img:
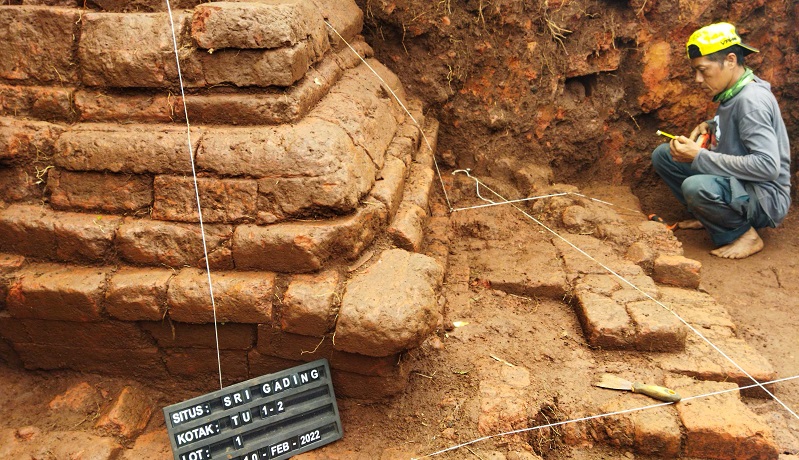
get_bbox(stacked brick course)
[0,0,443,398]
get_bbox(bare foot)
[710,227,764,259]
[677,219,704,230]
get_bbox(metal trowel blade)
[594,373,633,391]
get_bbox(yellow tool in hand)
[656,130,677,140]
[594,373,681,402]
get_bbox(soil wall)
[355,0,799,196]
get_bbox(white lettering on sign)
[170,404,210,426]
[259,367,322,395]
[175,422,220,446]
[222,389,252,408]
[242,452,259,460]
[259,400,285,419]
[300,429,321,446]
[270,441,291,456]
[178,446,210,460]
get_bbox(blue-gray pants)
[651,143,773,246]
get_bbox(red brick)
[368,156,407,223]
[395,101,425,152]
[388,202,427,252]
[167,268,275,324]
[182,40,326,88]
[668,376,778,460]
[414,118,439,168]
[280,270,340,336]
[0,427,122,459]
[470,242,568,299]
[626,299,686,352]
[54,211,122,263]
[232,202,383,273]
[0,6,80,83]
[478,368,532,439]
[0,167,43,203]
[0,337,21,366]
[0,117,65,162]
[191,1,328,51]
[0,204,57,258]
[141,321,256,350]
[597,398,681,457]
[198,119,374,221]
[403,163,435,211]
[248,351,300,379]
[95,386,153,440]
[385,135,414,168]
[0,317,154,349]
[311,62,400,170]
[0,255,24,310]
[89,0,202,12]
[311,0,363,50]
[335,249,444,357]
[116,218,231,268]
[163,348,249,384]
[48,169,153,213]
[573,289,635,349]
[54,124,199,174]
[120,430,173,460]
[105,268,173,321]
[14,343,167,378]
[6,264,108,321]
[74,90,178,123]
[152,175,258,223]
[0,84,75,121]
[255,326,400,377]
[661,334,777,399]
[79,12,189,87]
[331,367,409,400]
[653,254,702,289]
[48,382,103,412]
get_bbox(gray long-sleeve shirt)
[692,76,792,225]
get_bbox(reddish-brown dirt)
[1,185,798,459]
[2,0,798,458]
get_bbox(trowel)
[594,373,681,403]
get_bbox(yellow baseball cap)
[686,22,759,59]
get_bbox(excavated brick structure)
[0,0,444,399]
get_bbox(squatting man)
[651,22,791,259]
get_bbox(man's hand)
[689,121,710,142]
[669,136,702,163]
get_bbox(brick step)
[0,247,443,399]
[596,376,779,459]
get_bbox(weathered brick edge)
[0,258,416,398]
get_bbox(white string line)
[453,170,799,421]
[322,20,453,211]
[448,174,643,216]
[165,0,224,391]
[450,192,569,212]
[415,373,799,458]
[325,7,799,430]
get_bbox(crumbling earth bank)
[355,0,799,196]
[0,0,447,401]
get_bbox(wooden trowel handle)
[631,382,681,402]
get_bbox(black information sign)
[163,359,342,460]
